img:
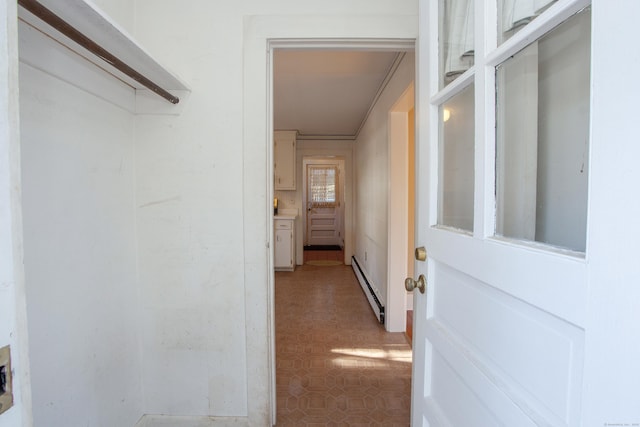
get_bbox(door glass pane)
[495,7,591,252]
[308,165,337,207]
[438,84,475,231]
[498,0,558,44]
[440,0,474,88]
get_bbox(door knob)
[405,274,426,294]
[415,246,427,261]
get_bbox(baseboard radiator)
[351,256,385,325]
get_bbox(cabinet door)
[274,228,292,268]
[274,131,296,190]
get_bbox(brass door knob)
[405,274,426,294]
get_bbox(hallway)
[275,264,412,426]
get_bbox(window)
[437,0,476,232]
[440,0,474,88]
[495,7,591,252]
[499,0,558,44]
[438,84,475,232]
[307,165,338,208]
[433,0,591,253]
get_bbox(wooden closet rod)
[18,0,180,104]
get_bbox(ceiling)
[273,50,405,140]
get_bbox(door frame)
[265,37,416,426]
[387,83,415,332]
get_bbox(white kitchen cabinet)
[274,217,296,271]
[274,130,296,190]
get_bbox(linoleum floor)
[275,262,412,426]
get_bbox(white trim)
[269,38,415,51]
[135,414,250,427]
[430,66,475,106]
[0,1,33,425]
[485,0,590,67]
[387,82,415,333]
[475,0,495,239]
[266,45,276,426]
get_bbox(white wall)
[0,2,32,426]
[133,1,417,424]
[354,53,415,307]
[90,0,135,34]
[19,21,143,427]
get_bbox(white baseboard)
[135,414,251,427]
[351,255,385,324]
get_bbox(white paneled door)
[410,1,595,426]
[303,158,344,247]
[306,204,340,246]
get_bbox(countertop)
[275,208,298,220]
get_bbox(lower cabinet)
[274,218,295,271]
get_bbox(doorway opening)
[269,40,416,425]
[303,157,345,249]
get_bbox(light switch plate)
[0,345,13,415]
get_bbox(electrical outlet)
[0,366,6,393]
[0,345,13,415]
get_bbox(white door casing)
[387,83,415,333]
[411,1,594,426]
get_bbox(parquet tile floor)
[276,262,412,426]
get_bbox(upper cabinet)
[274,131,297,190]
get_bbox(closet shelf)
[18,0,189,109]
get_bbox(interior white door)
[304,160,343,247]
[306,204,340,246]
[410,1,590,426]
